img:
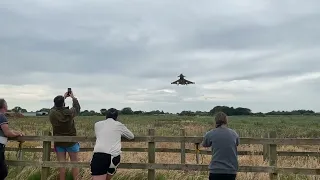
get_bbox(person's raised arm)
[119,123,134,140]
[67,92,81,118]
[0,115,23,138]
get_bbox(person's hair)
[215,112,228,128]
[106,108,118,120]
[53,95,65,108]
[0,99,6,109]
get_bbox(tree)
[234,107,251,115]
[80,110,100,116]
[100,108,107,115]
[90,110,97,115]
[209,106,252,116]
[80,110,90,116]
[133,111,143,115]
[121,107,133,115]
[12,106,22,113]
[179,110,196,116]
[5,104,318,117]
[265,109,315,115]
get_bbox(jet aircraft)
[171,74,195,85]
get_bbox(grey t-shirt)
[202,126,239,174]
[0,113,8,145]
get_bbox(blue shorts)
[54,143,80,153]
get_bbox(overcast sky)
[1,0,320,113]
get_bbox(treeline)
[9,106,319,116]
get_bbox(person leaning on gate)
[202,112,240,180]
[0,99,24,180]
[49,91,81,180]
[90,108,134,180]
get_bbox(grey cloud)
[182,14,320,51]
[0,35,151,76]
[2,0,320,112]
[220,70,307,81]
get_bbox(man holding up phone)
[49,89,81,180]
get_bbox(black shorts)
[90,152,121,176]
[209,173,236,180]
[0,144,8,180]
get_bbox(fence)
[5,129,320,180]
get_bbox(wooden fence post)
[263,132,270,161]
[269,131,278,180]
[41,130,51,180]
[195,143,200,164]
[180,129,186,164]
[148,129,155,180]
[16,141,24,172]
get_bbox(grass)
[4,115,320,179]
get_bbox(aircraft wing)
[184,79,195,84]
[171,79,179,84]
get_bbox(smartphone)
[67,88,72,95]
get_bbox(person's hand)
[14,131,24,142]
[69,92,75,99]
[64,92,69,99]
[15,131,24,137]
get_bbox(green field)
[5,115,320,180]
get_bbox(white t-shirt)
[93,118,134,156]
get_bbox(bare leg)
[68,152,79,180]
[106,174,113,180]
[92,174,107,180]
[56,152,67,180]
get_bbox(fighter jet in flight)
[171,74,195,85]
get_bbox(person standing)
[49,92,81,180]
[0,99,24,180]
[202,112,239,180]
[90,108,134,180]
